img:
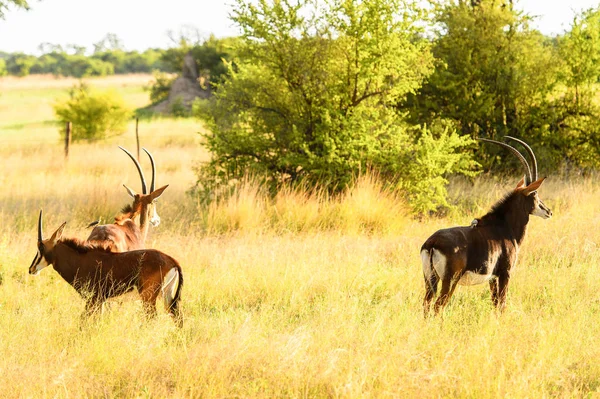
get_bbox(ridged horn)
[38,209,43,242]
[504,136,538,182]
[478,138,532,185]
[118,146,147,194]
[142,148,156,193]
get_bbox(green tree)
[148,71,176,104]
[403,0,561,169]
[53,83,131,141]
[0,59,7,76]
[157,35,239,87]
[5,53,36,76]
[195,0,477,213]
[546,6,600,169]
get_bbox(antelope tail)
[428,250,436,291]
[421,247,437,292]
[162,265,184,326]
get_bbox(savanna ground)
[1,74,600,398]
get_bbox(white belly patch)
[458,271,493,286]
[423,248,497,286]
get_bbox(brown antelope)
[421,136,552,317]
[30,210,183,326]
[87,146,168,252]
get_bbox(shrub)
[53,83,131,142]
[147,71,176,105]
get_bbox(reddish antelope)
[87,146,168,252]
[421,136,552,317]
[30,210,183,326]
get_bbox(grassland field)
[1,74,600,398]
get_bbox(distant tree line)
[0,33,236,81]
[0,35,167,77]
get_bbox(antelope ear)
[50,222,67,242]
[150,184,169,201]
[123,184,137,198]
[524,177,546,195]
[515,176,526,189]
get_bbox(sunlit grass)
[1,75,600,397]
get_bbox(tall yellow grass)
[1,75,600,398]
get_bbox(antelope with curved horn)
[421,136,552,317]
[87,146,168,252]
[30,210,183,326]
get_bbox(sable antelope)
[421,136,552,317]
[30,210,183,326]
[87,146,168,252]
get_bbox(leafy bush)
[147,71,176,104]
[194,0,478,214]
[53,83,131,141]
[397,123,480,214]
[5,53,36,76]
[402,0,600,172]
[170,97,189,117]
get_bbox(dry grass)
[0,73,156,90]
[1,75,600,398]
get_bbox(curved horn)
[142,148,156,193]
[118,146,147,194]
[478,138,532,184]
[504,136,538,182]
[38,209,43,242]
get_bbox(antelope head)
[479,136,552,220]
[30,210,66,275]
[119,147,169,227]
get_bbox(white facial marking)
[149,205,160,227]
[532,204,545,217]
[531,193,552,219]
[532,201,551,218]
[31,250,50,275]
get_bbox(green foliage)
[403,0,600,173]
[5,53,36,76]
[195,0,477,213]
[405,0,559,138]
[1,34,167,78]
[147,71,176,105]
[145,35,238,106]
[0,0,29,18]
[398,123,479,214]
[540,7,600,170]
[0,59,7,76]
[53,83,131,142]
[158,35,239,86]
[169,97,189,117]
[92,49,165,74]
[558,8,600,99]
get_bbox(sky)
[0,0,599,54]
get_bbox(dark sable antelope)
[87,146,168,252]
[30,210,183,326]
[421,136,552,317]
